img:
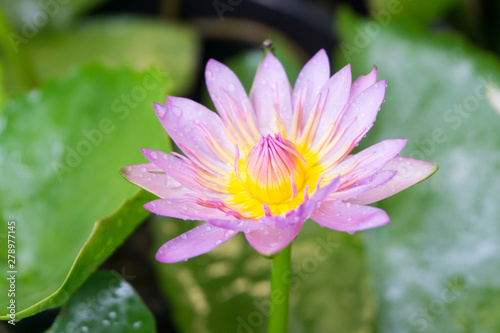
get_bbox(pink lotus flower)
[121,50,437,263]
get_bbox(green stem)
[0,7,38,89]
[267,244,292,333]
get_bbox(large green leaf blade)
[337,9,500,332]
[45,270,155,333]
[0,65,169,320]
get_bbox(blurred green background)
[1,0,500,332]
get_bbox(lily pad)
[45,270,155,333]
[337,8,500,332]
[0,65,169,320]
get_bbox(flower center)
[245,134,307,204]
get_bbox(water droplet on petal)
[347,217,352,222]
[206,226,212,231]
[270,242,278,248]
[181,234,187,239]
[215,240,223,246]
[140,167,146,173]
[261,79,267,85]
[346,202,351,208]
[228,83,235,91]
[151,151,158,159]
[206,70,212,78]
[173,108,182,117]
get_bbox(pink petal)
[156,223,237,263]
[312,64,352,146]
[329,139,407,183]
[141,149,227,199]
[205,59,257,127]
[327,170,396,201]
[321,80,386,162]
[348,66,377,103]
[208,218,266,233]
[311,201,389,233]
[349,157,439,205]
[293,49,330,128]
[250,52,293,135]
[120,163,192,199]
[245,221,303,256]
[155,97,233,171]
[145,198,231,220]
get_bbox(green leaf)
[0,65,169,320]
[151,37,376,333]
[4,17,200,96]
[45,270,155,333]
[0,0,111,30]
[365,0,460,26]
[337,9,500,332]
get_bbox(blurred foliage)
[46,270,155,333]
[337,7,500,333]
[2,17,200,96]
[0,65,169,320]
[0,0,110,30]
[366,0,460,26]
